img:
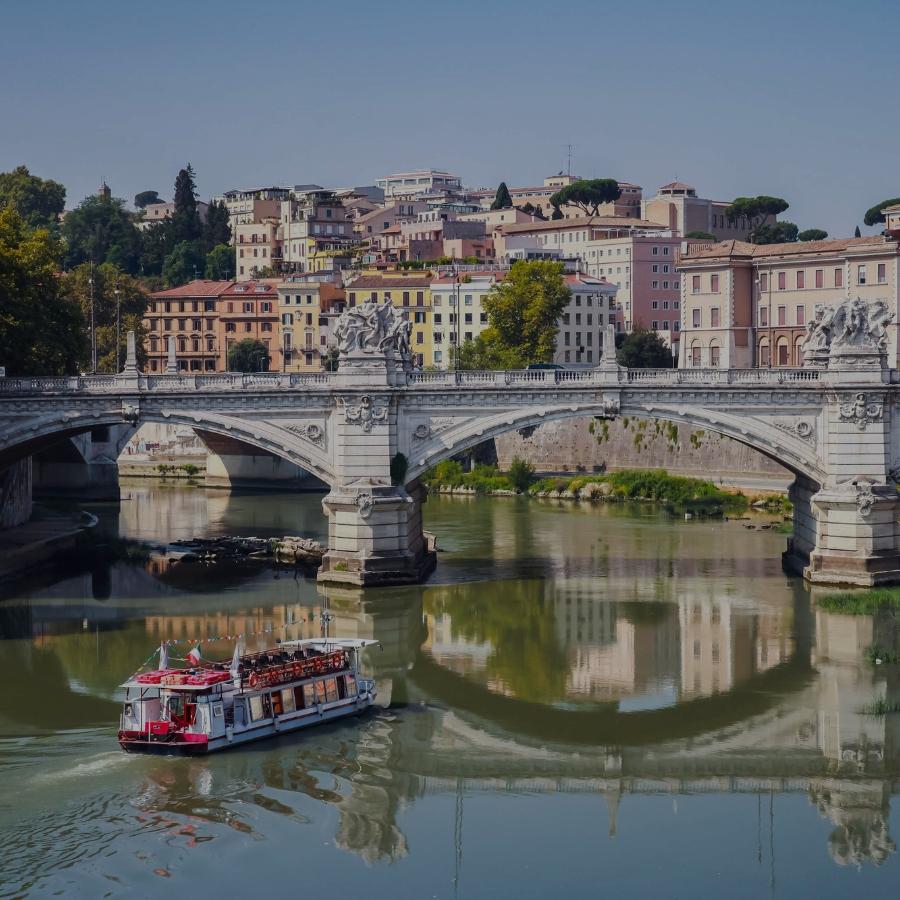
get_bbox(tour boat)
[118,638,379,754]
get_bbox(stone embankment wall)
[0,458,33,529]
[494,417,788,483]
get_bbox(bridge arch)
[405,402,825,487]
[0,408,337,486]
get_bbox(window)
[796,306,805,326]
[249,695,268,721]
[313,681,326,705]
[710,344,720,367]
[302,683,315,708]
[878,263,887,284]
[692,308,701,327]
[710,307,720,327]
[692,275,700,294]
[652,280,659,289]
[796,271,805,289]
[402,291,410,305]
[416,291,424,306]
[711,274,719,292]
[777,272,786,290]
[652,301,659,310]
[760,273,768,292]
[651,320,658,330]
[777,306,786,326]
[760,307,768,326]
[834,268,843,287]
[652,264,659,273]
[858,265,867,284]
[815,269,823,288]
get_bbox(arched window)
[757,338,770,368]
[776,337,789,367]
[149,336,158,352]
[690,340,701,367]
[795,336,805,367]
[709,340,721,368]
[178,338,187,353]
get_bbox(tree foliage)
[798,228,828,242]
[855,225,862,238]
[162,240,206,287]
[205,243,235,280]
[616,328,673,368]
[725,195,789,242]
[171,164,202,244]
[550,179,621,216]
[0,208,85,375]
[458,260,570,369]
[685,230,716,241]
[0,165,66,230]
[62,193,142,273]
[203,199,231,247]
[227,338,269,372]
[59,263,148,373]
[134,190,161,209]
[490,182,513,210]
[863,198,900,227]
[751,221,799,244]
[508,456,535,492]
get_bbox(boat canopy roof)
[280,638,382,651]
[118,680,225,691]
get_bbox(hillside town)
[145,169,900,373]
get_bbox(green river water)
[1,482,899,898]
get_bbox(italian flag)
[188,644,202,665]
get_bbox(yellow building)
[276,277,345,371]
[345,274,434,367]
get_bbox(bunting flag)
[187,643,202,665]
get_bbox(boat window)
[294,686,305,709]
[280,688,295,714]
[213,705,223,718]
[166,694,184,719]
[234,701,246,726]
[344,675,357,698]
[124,702,134,717]
[249,695,266,721]
[315,680,327,705]
[271,691,283,716]
[324,678,338,703]
[303,683,316,708]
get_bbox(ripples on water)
[1,485,899,897]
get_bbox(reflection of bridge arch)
[404,401,823,486]
[408,649,813,747]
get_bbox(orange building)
[217,280,281,371]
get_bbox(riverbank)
[0,508,92,581]
[424,461,790,517]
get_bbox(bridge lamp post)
[114,283,121,373]
[88,263,97,375]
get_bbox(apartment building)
[376,169,463,200]
[345,274,434,367]
[429,272,500,368]
[677,236,900,368]
[353,201,428,239]
[280,191,356,274]
[137,200,209,231]
[554,274,618,366]
[234,219,282,280]
[143,280,234,372]
[643,182,774,241]
[276,276,346,372]
[217,281,279,371]
[218,187,290,231]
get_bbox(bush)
[508,456,535,493]
[180,463,200,476]
[818,589,900,615]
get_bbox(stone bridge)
[2,299,900,587]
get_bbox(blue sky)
[2,0,898,237]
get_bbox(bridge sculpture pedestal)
[316,303,436,586]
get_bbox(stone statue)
[334,299,412,361]
[799,298,893,367]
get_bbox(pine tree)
[171,164,201,244]
[490,182,513,210]
[854,225,862,238]
[203,199,231,249]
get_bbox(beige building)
[677,236,900,368]
[554,274,618,366]
[218,187,290,232]
[281,190,356,274]
[235,219,282,281]
[643,182,774,241]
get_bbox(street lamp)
[89,261,97,374]
[114,281,121,373]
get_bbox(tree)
[685,230,716,240]
[508,456,535,492]
[0,165,66,230]
[549,179,621,217]
[203,199,231,248]
[59,263,149,373]
[863,198,900,227]
[134,190,161,209]
[472,260,570,368]
[162,240,206,287]
[322,346,340,372]
[725,196,790,242]
[855,225,862,238]
[171,164,202,244]
[205,243,235,280]
[798,228,828,242]
[138,221,172,277]
[751,221,799,244]
[227,338,269,372]
[62,192,142,273]
[0,208,85,375]
[616,329,673,368]
[490,182,513,210]
[520,202,535,215]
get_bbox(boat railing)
[238,650,347,691]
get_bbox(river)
[1,482,899,898]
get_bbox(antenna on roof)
[564,144,574,177]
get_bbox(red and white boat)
[118,638,379,754]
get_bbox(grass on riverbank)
[817,589,900,615]
[865,646,900,665]
[423,462,760,515]
[862,697,900,716]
